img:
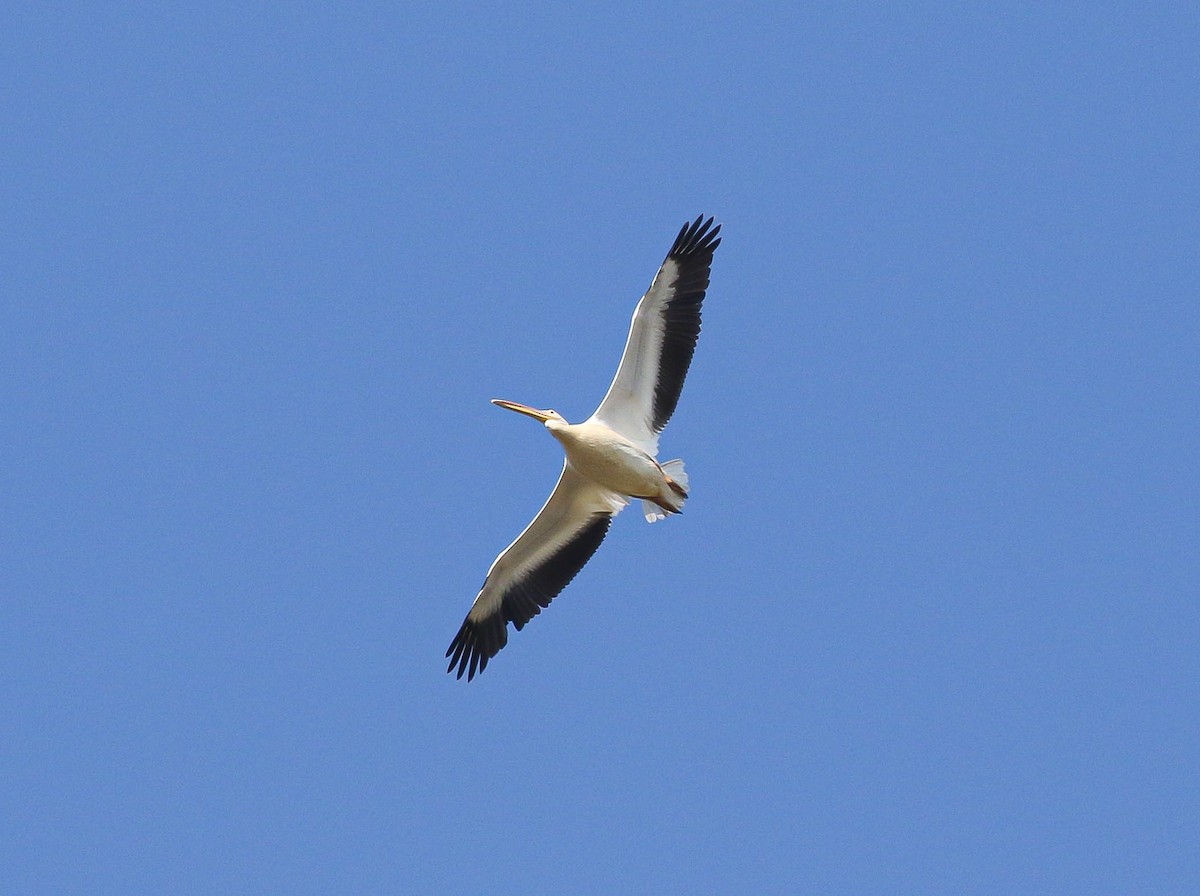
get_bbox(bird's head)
[491,399,567,429]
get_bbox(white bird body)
[446,215,721,681]
[546,418,685,516]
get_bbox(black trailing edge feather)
[652,215,721,433]
[446,514,613,681]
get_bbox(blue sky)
[3,3,1197,893]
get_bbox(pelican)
[446,215,722,680]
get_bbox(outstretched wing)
[588,215,721,454]
[446,463,629,681]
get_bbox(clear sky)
[3,4,1197,893]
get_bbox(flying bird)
[446,215,721,680]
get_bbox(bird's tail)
[642,459,689,523]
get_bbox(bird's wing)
[446,463,629,681]
[587,215,721,454]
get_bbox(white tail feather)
[662,458,688,490]
[642,500,666,523]
[643,459,689,523]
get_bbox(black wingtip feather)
[445,612,509,682]
[667,215,721,261]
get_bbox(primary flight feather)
[446,215,721,681]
